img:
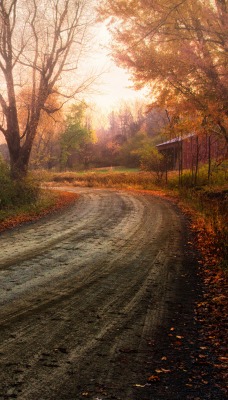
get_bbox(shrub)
[12,178,40,206]
[0,157,12,208]
[0,158,40,209]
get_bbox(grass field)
[37,168,158,190]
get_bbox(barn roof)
[156,133,194,148]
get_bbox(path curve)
[0,188,195,400]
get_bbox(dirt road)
[0,188,221,399]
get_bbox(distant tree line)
[0,99,168,171]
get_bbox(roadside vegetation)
[0,157,78,232]
[166,163,228,270]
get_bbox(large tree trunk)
[5,106,38,180]
[9,147,31,180]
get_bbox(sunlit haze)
[82,22,148,112]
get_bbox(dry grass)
[39,170,159,191]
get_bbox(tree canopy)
[60,102,96,170]
[98,0,228,142]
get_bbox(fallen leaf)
[147,375,160,382]
[155,368,171,374]
[219,356,228,362]
[133,384,146,388]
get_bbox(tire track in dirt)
[0,188,193,400]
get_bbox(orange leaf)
[147,375,160,382]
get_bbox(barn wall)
[157,133,227,171]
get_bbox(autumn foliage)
[98,0,228,145]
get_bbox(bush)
[0,158,40,209]
[166,160,228,189]
[0,158,12,208]
[12,178,40,206]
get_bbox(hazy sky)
[83,22,148,112]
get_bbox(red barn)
[156,133,227,171]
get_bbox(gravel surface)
[0,188,224,399]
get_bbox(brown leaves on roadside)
[188,209,228,394]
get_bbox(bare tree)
[0,0,95,179]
